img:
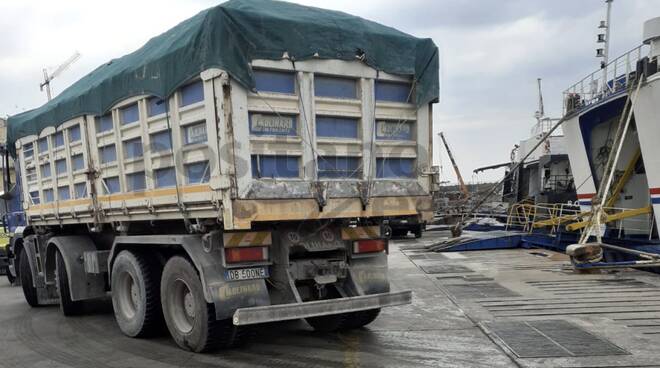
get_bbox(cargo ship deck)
[2,230,660,367]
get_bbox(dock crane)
[40,51,81,101]
[439,132,469,198]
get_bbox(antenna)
[40,51,81,101]
[597,0,613,69]
[534,78,545,123]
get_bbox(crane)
[439,132,469,198]
[40,51,81,101]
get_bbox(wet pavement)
[2,231,659,367]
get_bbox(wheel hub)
[170,279,195,334]
[184,291,195,318]
[130,282,139,308]
[117,271,138,319]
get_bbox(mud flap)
[346,252,390,295]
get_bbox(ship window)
[185,161,210,184]
[69,124,81,142]
[58,186,70,201]
[315,76,357,99]
[376,158,415,178]
[38,138,49,153]
[23,143,34,159]
[26,167,37,182]
[99,144,117,164]
[54,131,65,148]
[71,154,84,171]
[254,70,295,94]
[249,113,297,136]
[40,163,51,178]
[150,130,172,152]
[43,189,54,203]
[123,137,143,159]
[179,80,204,106]
[318,156,361,179]
[375,120,414,141]
[316,116,358,139]
[251,155,299,179]
[55,159,67,176]
[126,171,146,191]
[29,191,40,205]
[375,81,413,103]
[183,121,207,145]
[154,167,176,188]
[103,176,120,194]
[96,114,113,133]
[148,97,167,117]
[120,103,139,125]
[74,182,87,199]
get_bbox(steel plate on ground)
[485,320,629,358]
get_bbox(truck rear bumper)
[232,290,412,326]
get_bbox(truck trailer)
[6,0,439,352]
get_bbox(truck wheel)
[414,225,423,239]
[381,225,392,239]
[345,308,381,329]
[19,249,39,307]
[111,250,163,337]
[56,250,84,316]
[6,267,15,285]
[160,256,240,352]
[306,308,381,332]
[392,229,407,238]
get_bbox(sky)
[1,0,659,183]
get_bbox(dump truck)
[5,0,439,352]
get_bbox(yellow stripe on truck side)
[341,226,381,240]
[223,231,272,248]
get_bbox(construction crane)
[40,51,81,101]
[438,132,469,198]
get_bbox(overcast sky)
[1,0,659,183]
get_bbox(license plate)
[224,267,269,281]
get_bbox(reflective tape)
[223,231,272,248]
[341,226,380,240]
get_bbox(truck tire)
[19,249,39,307]
[306,308,381,332]
[414,224,423,238]
[56,250,84,316]
[160,256,242,352]
[111,250,163,337]
[6,267,15,285]
[345,308,381,329]
[392,229,407,238]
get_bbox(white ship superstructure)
[562,18,659,238]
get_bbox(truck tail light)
[225,247,269,263]
[353,239,386,254]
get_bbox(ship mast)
[534,78,545,125]
[597,0,614,89]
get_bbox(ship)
[475,79,577,207]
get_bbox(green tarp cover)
[7,0,439,156]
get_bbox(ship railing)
[506,200,655,239]
[563,44,649,115]
[506,201,582,234]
